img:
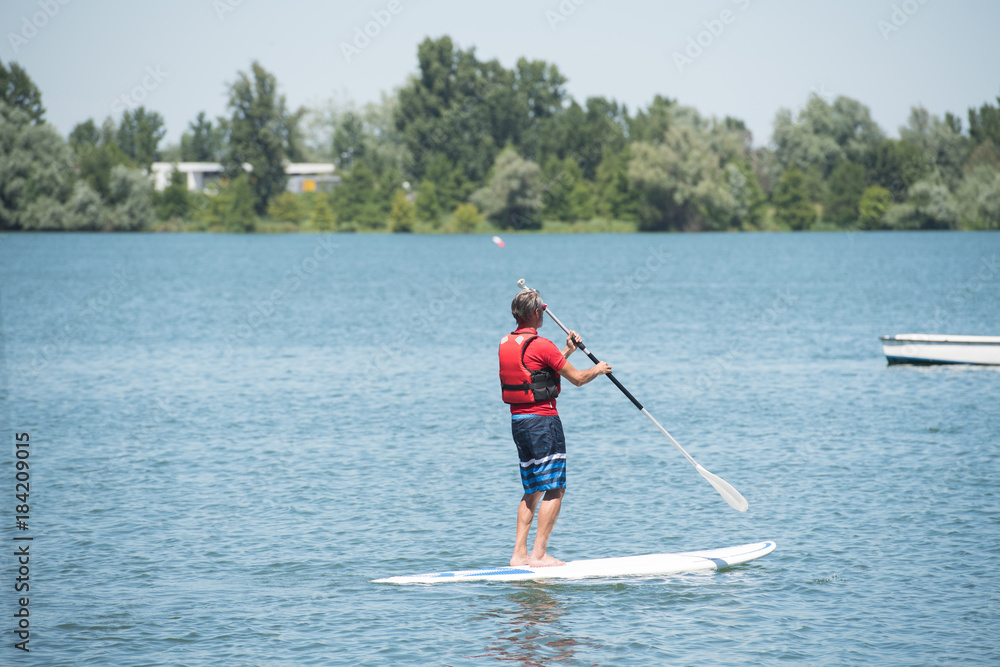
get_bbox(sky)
[2,0,999,149]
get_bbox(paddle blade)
[696,464,749,512]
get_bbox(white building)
[150,162,338,193]
[284,163,339,193]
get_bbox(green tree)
[539,155,575,221]
[799,165,827,206]
[267,191,305,224]
[105,165,156,231]
[568,177,595,221]
[69,118,131,201]
[116,107,165,170]
[540,155,595,221]
[858,185,892,229]
[515,57,567,121]
[222,61,304,215]
[771,106,841,178]
[956,165,1000,229]
[395,36,507,182]
[63,181,105,231]
[580,97,629,173]
[0,100,76,230]
[451,202,483,232]
[727,161,766,229]
[155,167,191,220]
[883,172,959,229]
[471,148,543,228]
[332,111,366,169]
[311,92,409,175]
[18,195,68,230]
[594,147,639,221]
[308,193,336,231]
[375,166,403,218]
[899,106,969,189]
[771,95,884,179]
[180,112,224,162]
[199,174,256,232]
[415,179,441,223]
[423,153,466,212]
[68,118,102,147]
[863,137,928,200]
[395,36,569,184]
[968,97,1000,148]
[771,166,815,230]
[629,123,735,231]
[536,97,628,179]
[512,57,569,161]
[0,60,44,124]
[332,159,382,229]
[358,93,410,176]
[965,138,1000,172]
[627,95,676,144]
[824,161,866,226]
[388,190,416,232]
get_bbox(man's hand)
[593,361,612,376]
[565,330,581,353]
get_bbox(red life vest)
[498,331,562,404]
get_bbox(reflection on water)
[472,584,600,666]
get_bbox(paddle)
[517,279,749,512]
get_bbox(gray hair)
[511,289,543,325]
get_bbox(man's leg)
[530,488,565,567]
[511,491,542,566]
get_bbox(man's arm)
[558,359,612,387]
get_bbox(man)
[499,288,612,567]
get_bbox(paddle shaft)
[541,306,700,469]
[543,308,642,409]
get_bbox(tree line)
[1,37,998,233]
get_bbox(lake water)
[1,231,998,665]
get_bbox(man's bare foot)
[510,553,530,567]
[528,553,565,567]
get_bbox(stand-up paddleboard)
[374,541,775,584]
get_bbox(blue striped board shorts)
[511,414,566,494]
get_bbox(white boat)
[880,334,1000,365]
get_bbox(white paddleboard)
[374,541,776,584]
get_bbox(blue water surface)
[1,231,998,665]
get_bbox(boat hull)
[880,334,1000,366]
